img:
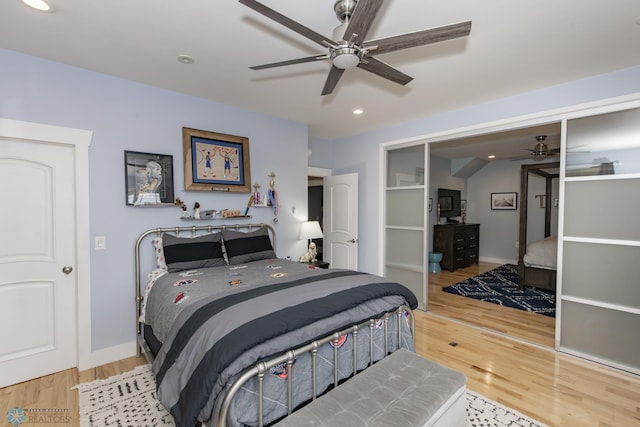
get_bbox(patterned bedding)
[142,258,418,427]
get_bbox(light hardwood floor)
[428,261,556,348]
[1,266,638,426]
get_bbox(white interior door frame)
[0,118,93,370]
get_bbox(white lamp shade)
[299,221,323,240]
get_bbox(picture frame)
[182,127,251,193]
[461,199,467,212]
[491,192,517,210]
[124,150,174,206]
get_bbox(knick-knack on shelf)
[193,202,201,219]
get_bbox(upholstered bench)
[274,348,467,427]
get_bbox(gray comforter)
[143,259,417,427]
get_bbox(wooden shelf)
[180,215,251,220]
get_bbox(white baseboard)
[81,341,138,370]
[479,256,517,265]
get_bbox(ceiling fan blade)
[365,21,472,55]
[250,54,329,70]
[239,0,335,48]
[321,66,345,96]
[357,56,413,86]
[342,0,384,45]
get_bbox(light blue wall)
[465,160,521,263]
[309,136,333,169]
[1,48,310,352]
[4,45,639,352]
[318,66,640,274]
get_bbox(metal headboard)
[134,223,275,351]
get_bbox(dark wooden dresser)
[433,223,480,272]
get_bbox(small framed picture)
[124,151,174,206]
[491,192,517,210]
[461,200,467,212]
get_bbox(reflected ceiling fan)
[239,0,472,95]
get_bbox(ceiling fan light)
[332,53,359,69]
[533,143,548,156]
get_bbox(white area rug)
[73,364,174,426]
[75,364,547,427]
[466,390,548,427]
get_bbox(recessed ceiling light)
[20,0,54,12]
[487,154,496,159]
[177,54,195,64]
[353,109,364,115]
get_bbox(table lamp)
[299,221,323,262]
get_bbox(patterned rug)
[442,264,556,317]
[74,364,548,427]
[73,364,174,426]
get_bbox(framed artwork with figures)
[182,127,251,193]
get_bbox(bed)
[517,162,559,291]
[135,224,418,427]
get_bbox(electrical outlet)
[554,198,559,207]
[515,241,519,248]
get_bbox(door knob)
[62,266,73,275]
[347,238,357,243]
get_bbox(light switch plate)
[95,236,106,250]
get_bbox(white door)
[323,173,358,270]
[0,138,77,387]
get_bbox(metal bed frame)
[216,305,414,427]
[134,224,415,427]
[134,223,275,358]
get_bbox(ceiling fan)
[238,0,472,95]
[510,136,561,161]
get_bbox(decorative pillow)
[222,228,276,265]
[162,232,227,272]
[152,237,168,271]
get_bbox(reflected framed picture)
[461,199,467,212]
[491,192,517,210]
[182,127,251,192]
[124,150,174,206]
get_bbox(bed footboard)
[217,305,415,427]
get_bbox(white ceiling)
[2,0,639,152]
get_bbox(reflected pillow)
[162,233,226,272]
[222,228,276,265]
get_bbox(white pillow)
[152,236,168,271]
